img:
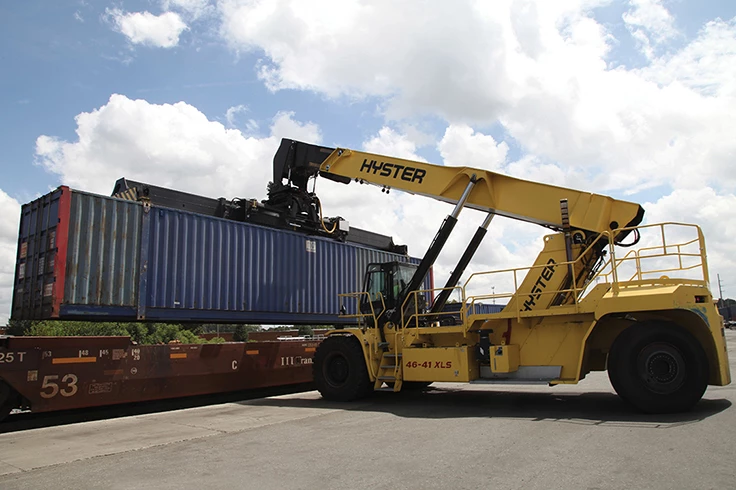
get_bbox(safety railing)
[598,223,709,289]
[398,285,468,333]
[337,291,386,379]
[460,234,608,319]
[461,223,709,321]
[337,291,386,324]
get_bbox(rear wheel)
[607,323,708,413]
[313,335,372,401]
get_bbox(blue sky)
[1,0,735,323]
[0,1,384,199]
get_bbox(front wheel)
[313,335,372,401]
[607,323,709,413]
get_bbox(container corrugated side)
[13,188,142,320]
[64,191,141,307]
[142,206,420,324]
[12,188,64,319]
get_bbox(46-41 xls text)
[405,360,452,369]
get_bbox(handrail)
[460,222,709,320]
[598,223,707,285]
[337,291,386,380]
[398,286,466,332]
[337,291,386,323]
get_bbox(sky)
[1,0,735,324]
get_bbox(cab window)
[364,265,387,302]
[391,264,416,299]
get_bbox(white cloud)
[109,9,188,48]
[225,104,261,134]
[163,0,214,20]
[438,125,509,171]
[641,18,736,97]
[0,190,21,325]
[363,127,426,161]
[216,0,736,198]
[623,0,678,58]
[35,94,321,200]
[644,187,736,293]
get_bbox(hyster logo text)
[360,159,426,184]
[522,258,556,311]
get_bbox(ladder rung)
[377,376,396,381]
[380,365,397,369]
[384,353,402,358]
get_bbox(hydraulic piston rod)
[430,211,495,315]
[390,176,478,325]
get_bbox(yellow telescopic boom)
[320,148,644,236]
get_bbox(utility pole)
[717,274,724,307]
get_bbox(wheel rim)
[637,342,687,395]
[323,352,350,388]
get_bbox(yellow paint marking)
[305,347,316,353]
[52,357,97,364]
[104,369,124,376]
[246,350,259,355]
[170,353,188,359]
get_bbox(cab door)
[360,263,391,317]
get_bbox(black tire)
[313,335,372,401]
[607,323,709,414]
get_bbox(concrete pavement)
[1,331,734,489]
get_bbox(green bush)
[26,321,129,337]
[18,321,210,345]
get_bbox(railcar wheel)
[607,323,708,414]
[0,381,18,422]
[313,336,372,401]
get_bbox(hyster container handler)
[274,139,730,413]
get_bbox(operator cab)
[360,261,418,315]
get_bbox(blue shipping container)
[12,187,426,325]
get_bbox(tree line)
[4,320,330,344]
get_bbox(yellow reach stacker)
[273,139,730,413]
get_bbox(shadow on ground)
[246,386,731,428]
